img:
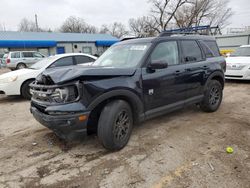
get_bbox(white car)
[225,45,250,80]
[0,53,97,99]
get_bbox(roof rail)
[159,25,221,37]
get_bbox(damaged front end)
[30,74,90,140]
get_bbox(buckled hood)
[39,65,137,84]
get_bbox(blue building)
[0,31,119,56]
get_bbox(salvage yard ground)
[0,68,249,188]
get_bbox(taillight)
[6,58,10,64]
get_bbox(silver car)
[5,51,45,70]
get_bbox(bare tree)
[18,18,37,32]
[149,0,189,33]
[174,0,233,29]
[60,16,98,33]
[100,22,129,38]
[129,16,157,37]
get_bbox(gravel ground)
[0,68,249,188]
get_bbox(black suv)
[30,34,226,151]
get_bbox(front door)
[142,41,187,117]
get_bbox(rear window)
[203,41,220,57]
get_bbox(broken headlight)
[50,85,79,103]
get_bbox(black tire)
[98,100,133,151]
[21,80,34,100]
[16,63,26,70]
[200,80,223,112]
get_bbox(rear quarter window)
[203,41,220,57]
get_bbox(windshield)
[30,56,58,70]
[231,47,250,57]
[92,43,151,68]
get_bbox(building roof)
[0,31,118,43]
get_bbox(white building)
[0,31,119,56]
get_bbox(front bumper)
[225,68,250,80]
[0,81,21,95]
[31,106,90,140]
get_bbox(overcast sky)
[0,0,250,31]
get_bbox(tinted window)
[75,56,95,64]
[50,56,74,68]
[22,52,34,58]
[11,52,20,58]
[33,52,44,58]
[204,41,220,57]
[200,41,214,58]
[150,41,179,66]
[182,40,203,62]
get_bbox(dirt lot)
[0,68,249,188]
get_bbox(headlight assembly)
[50,86,79,103]
[0,76,18,84]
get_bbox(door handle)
[203,66,209,70]
[185,68,192,71]
[174,70,181,76]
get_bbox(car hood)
[226,57,250,65]
[0,68,38,79]
[40,65,137,84]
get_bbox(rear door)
[142,40,187,116]
[180,40,207,100]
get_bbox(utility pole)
[35,14,39,32]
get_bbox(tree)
[100,22,129,38]
[59,16,98,33]
[174,0,233,29]
[18,18,38,32]
[149,0,189,33]
[129,16,157,37]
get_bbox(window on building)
[150,41,179,66]
[49,56,74,68]
[181,40,203,63]
[75,56,95,64]
[82,47,92,55]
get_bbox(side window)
[181,40,203,63]
[50,57,74,68]
[204,41,220,57]
[33,52,44,58]
[199,41,214,58]
[75,56,95,64]
[11,52,20,58]
[23,52,34,58]
[150,41,179,66]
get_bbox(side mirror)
[149,60,168,70]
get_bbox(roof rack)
[159,25,221,37]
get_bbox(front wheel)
[200,80,223,112]
[21,80,34,100]
[98,100,133,151]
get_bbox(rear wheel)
[17,63,26,70]
[21,80,34,100]
[200,80,223,112]
[98,100,133,151]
